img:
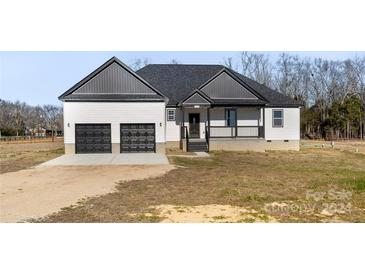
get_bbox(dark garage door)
[75,124,111,154]
[120,124,155,153]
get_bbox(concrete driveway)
[0,164,174,223]
[38,153,169,166]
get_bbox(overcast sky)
[1,51,364,106]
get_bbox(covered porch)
[180,105,265,152]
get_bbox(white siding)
[166,108,181,142]
[63,102,166,144]
[265,108,300,140]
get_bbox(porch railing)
[180,125,190,150]
[209,126,264,138]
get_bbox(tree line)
[223,52,365,140]
[0,99,63,139]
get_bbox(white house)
[59,57,301,154]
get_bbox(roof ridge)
[145,64,224,66]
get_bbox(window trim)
[225,108,237,127]
[166,109,176,121]
[272,109,284,128]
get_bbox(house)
[25,127,63,137]
[59,57,301,154]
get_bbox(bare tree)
[26,105,46,136]
[0,99,13,137]
[42,105,63,141]
[0,100,64,138]
[222,52,365,140]
[12,101,26,136]
[170,59,180,64]
[240,52,273,87]
[223,57,234,69]
[130,58,149,70]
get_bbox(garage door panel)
[75,124,111,154]
[120,123,155,153]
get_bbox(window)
[167,109,176,121]
[225,109,236,127]
[273,109,284,127]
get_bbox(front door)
[189,113,200,139]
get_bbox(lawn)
[36,144,365,223]
[0,141,64,174]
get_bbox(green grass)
[336,177,365,193]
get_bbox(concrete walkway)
[168,152,210,158]
[38,153,169,167]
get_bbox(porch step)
[188,141,208,152]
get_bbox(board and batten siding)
[72,62,157,95]
[63,102,166,144]
[264,107,300,140]
[201,72,258,99]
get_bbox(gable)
[201,71,258,99]
[136,64,224,106]
[72,62,157,95]
[182,92,211,106]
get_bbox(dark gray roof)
[137,64,301,107]
[136,64,223,105]
[59,57,300,107]
[59,57,165,102]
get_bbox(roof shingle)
[136,64,223,105]
[137,64,301,107]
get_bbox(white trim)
[272,109,284,128]
[166,109,176,121]
[183,103,211,105]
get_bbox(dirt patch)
[35,148,365,223]
[0,142,64,173]
[139,204,276,223]
[0,165,174,222]
[166,147,195,156]
[302,140,365,154]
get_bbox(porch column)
[181,107,187,151]
[262,107,265,139]
[257,107,260,138]
[182,107,185,137]
[235,107,238,138]
[207,107,210,138]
